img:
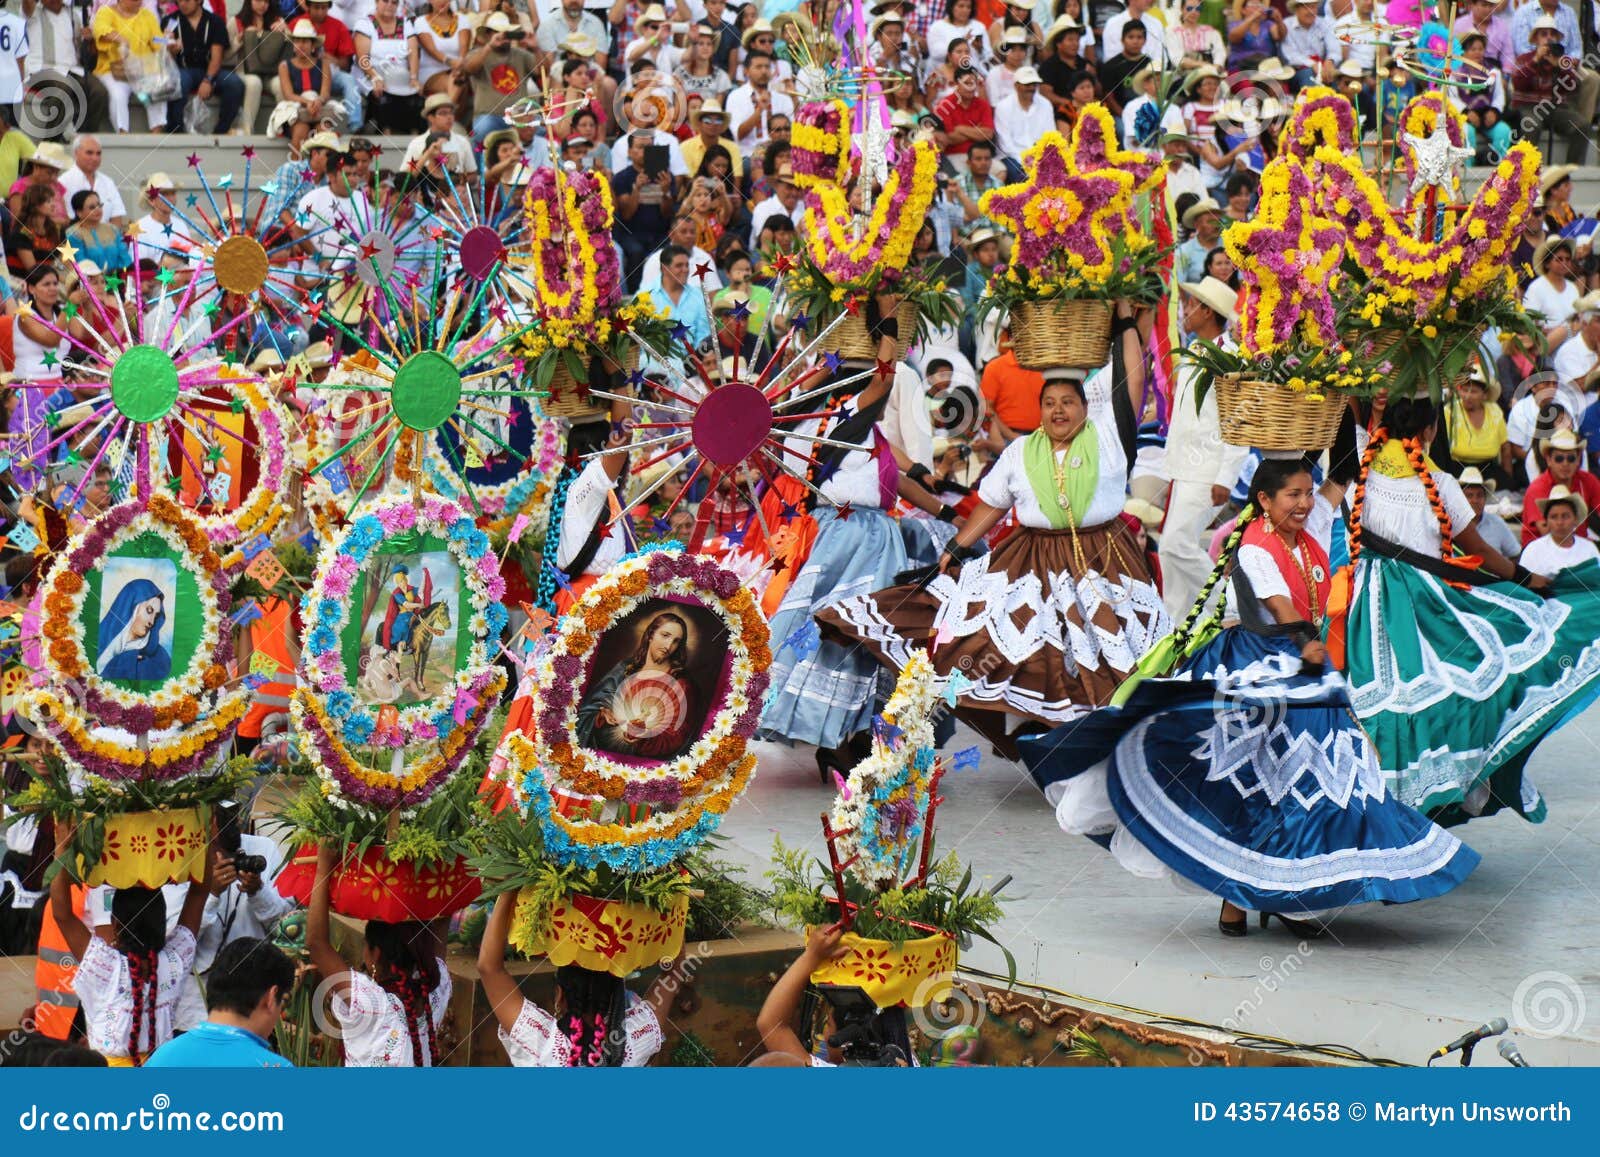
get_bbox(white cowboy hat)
[1537,484,1589,522]
[1456,466,1497,494]
[1179,276,1239,323]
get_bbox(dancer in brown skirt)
[819,303,1170,748]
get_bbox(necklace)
[1285,531,1324,625]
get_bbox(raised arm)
[49,823,92,962]
[476,892,527,1035]
[305,843,353,998]
[756,922,845,1060]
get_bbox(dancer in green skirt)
[1339,397,1600,826]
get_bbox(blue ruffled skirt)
[760,507,911,749]
[1019,630,1480,914]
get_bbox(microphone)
[1429,1017,1508,1060]
[1498,1039,1531,1068]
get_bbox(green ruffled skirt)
[1343,557,1600,826]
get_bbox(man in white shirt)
[22,0,110,135]
[639,212,723,291]
[293,149,373,270]
[194,829,294,976]
[994,66,1054,165]
[747,160,801,248]
[1457,466,1521,559]
[1161,276,1251,618]
[607,125,689,178]
[1101,0,1166,67]
[1506,377,1584,466]
[725,50,794,149]
[1525,236,1582,346]
[1552,293,1600,394]
[0,2,26,112]
[1522,486,1600,575]
[59,134,127,230]
[402,92,476,176]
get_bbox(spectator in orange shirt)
[980,333,1044,446]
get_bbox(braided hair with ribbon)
[110,887,167,1066]
[554,964,630,1067]
[364,919,442,1067]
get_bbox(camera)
[816,984,912,1066]
[215,802,268,877]
[504,27,525,39]
[231,852,269,875]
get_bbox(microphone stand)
[1459,1040,1478,1067]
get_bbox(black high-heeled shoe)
[816,747,845,785]
[1218,915,1248,938]
[1259,911,1326,939]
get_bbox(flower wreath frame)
[420,407,562,525]
[829,651,940,889]
[500,548,771,872]
[187,374,293,566]
[32,495,237,744]
[298,494,510,753]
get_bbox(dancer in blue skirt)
[1020,454,1480,938]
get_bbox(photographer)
[755,923,913,1067]
[193,804,293,979]
[463,11,536,146]
[1511,14,1597,163]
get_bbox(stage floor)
[721,707,1600,1067]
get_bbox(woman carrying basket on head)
[817,301,1170,755]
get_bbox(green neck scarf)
[1023,424,1099,530]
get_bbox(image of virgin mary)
[97,579,173,683]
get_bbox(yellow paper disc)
[213,235,270,295]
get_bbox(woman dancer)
[1339,395,1600,826]
[760,294,962,773]
[819,304,1169,752]
[534,404,633,619]
[1021,456,1480,936]
[307,845,451,1067]
[49,826,212,1065]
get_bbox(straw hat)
[1460,360,1501,402]
[290,17,318,38]
[482,127,519,157]
[1337,59,1365,79]
[302,340,334,368]
[1179,275,1239,323]
[741,16,775,46]
[1002,26,1030,48]
[1181,196,1221,229]
[561,32,599,58]
[486,11,521,34]
[1542,428,1587,454]
[869,12,904,37]
[250,348,286,373]
[423,91,455,114]
[1124,496,1165,528]
[1537,484,1589,522]
[966,226,1001,249]
[1186,63,1222,86]
[1532,13,1562,32]
[30,141,70,171]
[690,98,728,126]
[141,171,176,205]
[1455,466,1497,495]
[304,130,344,152]
[1043,14,1083,48]
[1541,164,1579,196]
[1255,58,1295,82]
[1534,235,1575,273]
[1014,65,1041,85]
[1218,95,1286,124]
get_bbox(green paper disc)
[391,351,463,432]
[110,344,181,424]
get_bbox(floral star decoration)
[1223,154,1346,356]
[981,109,1148,280]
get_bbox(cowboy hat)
[30,142,70,171]
[1455,466,1497,494]
[1181,196,1222,228]
[481,127,519,157]
[1014,65,1042,85]
[250,348,286,373]
[1537,484,1589,522]
[1542,428,1587,453]
[304,130,344,153]
[485,11,522,33]
[1532,13,1562,32]
[966,226,1001,249]
[1459,360,1502,402]
[289,17,318,38]
[1130,63,1160,87]
[690,98,728,125]
[741,16,776,46]
[1186,63,1223,86]
[869,12,904,37]
[1179,276,1239,323]
[1255,58,1295,82]
[302,340,334,368]
[1337,59,1366,79]
[1043,14,1083,48]
[1124,496,1165,528]
[1534,235,1575,272]
[1217,95,1286,124]
[141,171,176,205]
[423,91,455,114]
[561,32,600,57]
[1541,164,1579,196]
[1002,26,1030,47]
